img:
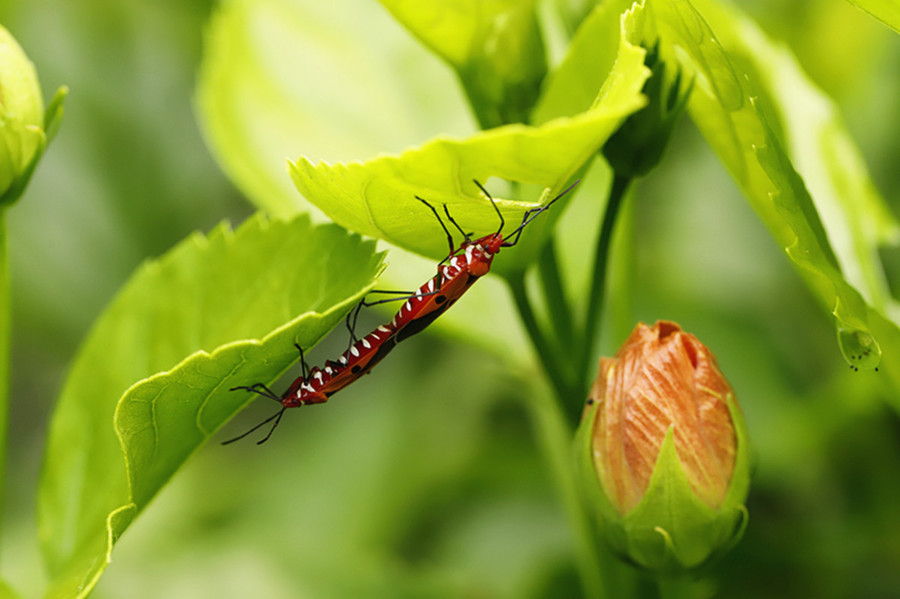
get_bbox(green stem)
[656,575,696,599]
[0,209,10,545]
[457,68,503,131]
[576,174,631,400]
[537,241,575,371]
[507,272,571,405]
[527,375,606,599]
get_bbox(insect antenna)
[221,407,287,445]
[501,179,580,247]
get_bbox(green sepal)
[0,25,65,207]
[0,86,68,207]
[574,398,623,527]
[602,40,693,178]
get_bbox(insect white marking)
[465,244,474,264]
[378,325,390,333]
[427,278,435,293]
[351,346,359,357]
[325,366,334,375]
[339,355,348,365]
[362,338,371,349]
[314,371,324,384]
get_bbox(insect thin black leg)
[345,302,363,345]
[294,343,309,379]
[416,196,459,287]
[416,195,456,256]
[256,408,287,445]
[442,204,471,244]
[221,407,286,445]
[230,383,280,402]
[357,289,442,308]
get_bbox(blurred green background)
[1,0,899,597]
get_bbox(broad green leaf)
[39,215,383,598]
[196,0,472,219]
[379,0,547,127]
[289,82,647,274]
[649,0,893,371]
[0,578,22,599]
[844,0,900,32]
[691,0,900,314]
[532,0,638,124]
[195,0,540,361]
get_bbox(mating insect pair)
[224,179,578,444]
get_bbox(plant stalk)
[527,386,607,599]
[507,272,571,405]
[576,174,631,401]
[537,241,576,378]
[0,209,10,550]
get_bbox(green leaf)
[379,0,547,127]
[196,0,472,219]
[844,0,900,33]
[0,578,23,599]
[650,0,897,371]
[39,215,384,598]
[196,0,549,363]
[532,0,638,124]
[289,90,647,274]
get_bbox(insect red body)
[389,234,501,342]
[280,324,397,407]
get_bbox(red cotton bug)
[224,322,400,445]
[223,179,577,445]
[385,179,579,342]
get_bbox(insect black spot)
[351,365,361,374]
[435,295,447,304]
[586,399,594,406]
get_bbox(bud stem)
[656,575,696,599]
[577,173,631,395]
[507,273,572,404]
[0,211,10,549]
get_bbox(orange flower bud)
[577,320,750,573]
[591,320,736,513]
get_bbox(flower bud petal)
[577,320,751,573]
[0,26,44,200]
[0,26,66,206]
[602,42,692,177]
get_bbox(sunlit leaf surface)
[39,215,383,598]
